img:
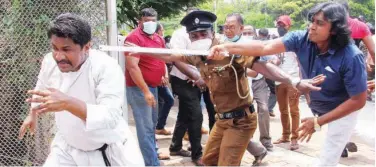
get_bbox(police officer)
[125,10,323,166]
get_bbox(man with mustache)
[209,2,367,166]
[18,13,144,166]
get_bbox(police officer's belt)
[218,105,255,120]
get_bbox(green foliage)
[117,0,208,29]
[159,0,374,35]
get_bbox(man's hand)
[144,91,157,108]
[297,117,316,143]
[188,78,207,91]
[367,80,375,92]
[296,74,326,94]
[208,45,229,60]
[26,88,71,114]
[18,114,37,140]
[160,76,169,87]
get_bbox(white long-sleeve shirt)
[169,26,199,80]
[35,49,129,151]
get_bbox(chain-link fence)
[0,0,109,165]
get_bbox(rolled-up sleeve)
[342,54,367,97]
[282,30,307,53]
[85,58,125,131]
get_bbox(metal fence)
[0,0,109,165]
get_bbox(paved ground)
[127,95,375,166]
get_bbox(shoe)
[290,139,299,151]
[170,149,191,157]
[158,152,171,160]
[184,132,189,141]
[252,151,267,166]
[341,148,348,158]
[263,143,274,151]
[346,142,358,152]
[269,112,275,117]
[155,129,172,135]
[201,127,209,134]
[192,158,204,166]
[273,138,290,144]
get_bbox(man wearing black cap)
[125,10,322,166]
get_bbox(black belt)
[218,105,255,120]
[98,144,111,166]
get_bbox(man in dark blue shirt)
[209,2,367,166]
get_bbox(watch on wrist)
[314,116,321,132]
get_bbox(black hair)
[258,28,269,37]
[226,13,244,25]
[140,7,158,18]
[308,2,351,49]
[47,13,91,48]
[164,35,171,43]
[338,0,350,13]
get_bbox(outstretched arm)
[209,38,287,59]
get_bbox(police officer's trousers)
[202,110,257,166]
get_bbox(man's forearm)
[127,66,150,93]
[174,62,200,80]
[317,92,367,126]
[252,61,292,84]
[67,97,87,121]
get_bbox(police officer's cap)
[180,11,217,33]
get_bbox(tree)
[117,0,208,28]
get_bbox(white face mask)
[142,21,157,35]
[243,36,254,40]
[189,39,212,51]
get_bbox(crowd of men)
[17,0,374,166]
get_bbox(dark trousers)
[169,76,203,160]
[156,86,174,130]
[202,89,216,131]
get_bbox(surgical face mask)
[277,27,288,37]
[189,39,212,51]
[243,35,254,40]
[142,21,157,35]
[226,35,241,42]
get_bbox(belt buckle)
[225,112,232,119]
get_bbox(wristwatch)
[290,77,301,87]
[314,116,321,132]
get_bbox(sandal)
[290,140,299,150]
[273,138,290,144]
[158,152,171,160]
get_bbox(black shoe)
[170,149,191,157]
[252,151,268,166]
[341,148,348,158]
[346,142,358,152]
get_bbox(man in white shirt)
[18,13,144,166]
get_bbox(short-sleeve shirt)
[348,17,372,47]
[125,27,166,87]
[181,38,259,114]
[282,30,367,115]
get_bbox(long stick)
[99,45,211,56]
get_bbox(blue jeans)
[126,86,160,166]
[156,86,174,130]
